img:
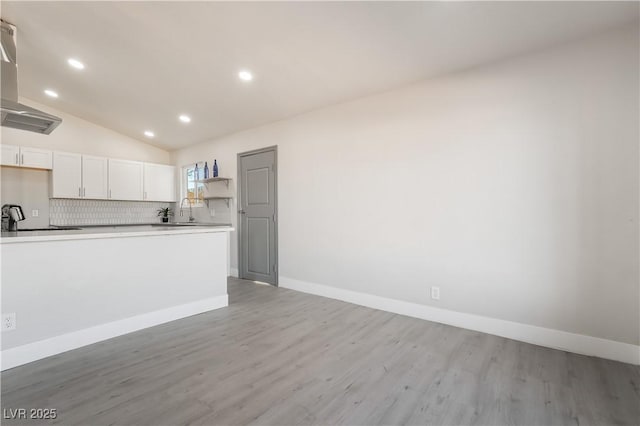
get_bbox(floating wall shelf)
[204,196,233,208]
[196,177,231,188]
[197,177,233,207]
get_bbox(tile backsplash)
[50,199,173,226]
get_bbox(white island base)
[1,227,232,371]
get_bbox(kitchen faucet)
[179,198,195,222]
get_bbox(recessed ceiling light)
[179,115,191,123]
[238,70,253,81]
[67,58,85,70]
[144,130,155,138]
[44,89,58,98]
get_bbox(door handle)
[238,210,246,214]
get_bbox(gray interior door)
[239,148,277,285]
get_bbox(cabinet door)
[108,159,143,200]
[52,151,82,198]
[82,155,108,199]
[0,144,20,166]
[20,147,53,169]
[143,163,176,202]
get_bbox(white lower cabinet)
[143,163,176,202]
[108,159,143,201]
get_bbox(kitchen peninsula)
[1,224,233,370]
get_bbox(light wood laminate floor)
[2,278,639,426]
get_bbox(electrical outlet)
[31,209,39,217]
[2,313,16,331]
[430,286,440,301]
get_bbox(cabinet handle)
[21,154,24,165]
[79,187,82,197]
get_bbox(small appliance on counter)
[1,204,25,231]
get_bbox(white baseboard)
[1,295,229,371]
[280,276,640,365]
[229,267,239,277]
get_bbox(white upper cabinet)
[82,155,108,199]
[20,147,53,169]
[108,159,143,201]
[52,153,110,199]
[1,145,52,169]
[22,144,175,202]
[51,151,83,198]
[1,145,20,166]
[143,163,176,202]
[51,155,176,202]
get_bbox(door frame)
[237,145,278,286]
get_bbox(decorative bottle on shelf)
[194,163,199,180]
[204,162,209,179]
[213,159,219,177]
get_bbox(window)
[182,163,205,207]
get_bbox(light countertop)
[1,223,234,244]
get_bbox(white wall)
[1,98,169,163]
[1,98,171,227]
[172,24,639,347]
[0,168,50,228]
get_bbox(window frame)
[181,162,206,208]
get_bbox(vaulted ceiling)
[2,1,637,150]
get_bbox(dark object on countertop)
[1,204,25,231]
